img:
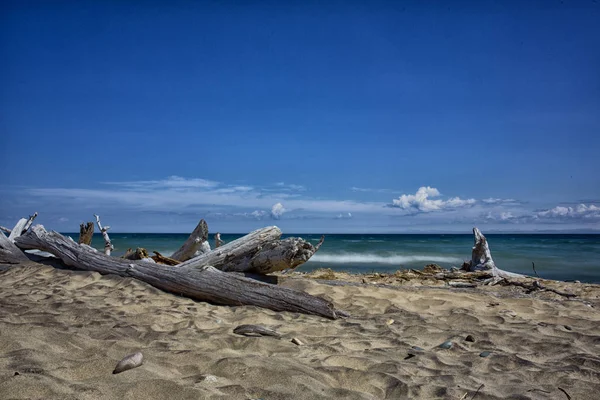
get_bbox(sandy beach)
[1,261,599,400]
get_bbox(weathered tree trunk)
[179,227,324,274]
[15,225,343,319]
[94,214,113,255]
[78,222,95,245]
[465,228,524,279]
[171,219,210,261]
[0,231,29,265]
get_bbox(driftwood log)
[463,227,525,279]
[0,231,29,265]
[78,222,94,245]
[178,227,324,274]
[14,225,343,319]
[171,219,209,261]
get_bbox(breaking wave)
[311,253,464,265]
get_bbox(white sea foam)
[311,253,464,264]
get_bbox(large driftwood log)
[179,227,324,274]
[0,231,29,265]
[171,219,209,261]
[15,225,343,319]
[464,228,524,279]
[78,222,94,245]
[94,214,113,255]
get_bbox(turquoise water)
[70,233,600,284]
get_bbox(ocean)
[70,233,600,284]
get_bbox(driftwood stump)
[78,222,94,245]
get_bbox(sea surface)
[69,233,600,284]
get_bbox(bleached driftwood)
[0,231,29,265]
[215,233,224,248]
[94,214,114,255]
[7,212,39,242]
[15,225,343,319]
[180,228,324,274]
[78,222,94,245]
[22,212,38,233]
[0,226,12,234]
[464,228,525,279]
[171,219,210,261]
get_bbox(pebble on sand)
[479,351,492,357]
[113,352,144,374]
[438,341,453,349]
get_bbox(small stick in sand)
[233,324,282,339]
[557,387,572,400]
[471,384,484,399]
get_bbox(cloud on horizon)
[3,177,597,231]
[390,186,476,213]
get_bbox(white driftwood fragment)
[215,232,224,248]
[22,212,38,233]
[171,219,209,261]
[8,219,27,242]
[467,228,524,279]
[113,352,143,374]
[0,226,11,234]
[179,229,324,274]
[291,337,304,346]
[94,214,114,255]
[15,225,343,319]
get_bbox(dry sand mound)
[1,264,599,399]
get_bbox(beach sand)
[1,262,599,399]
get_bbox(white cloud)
[270,203,286,219]
[250,210,268,219]
[105,176,219,190]
[335,212,353,219]
[391,186,476,213]
[482,198,521,205]
[274,182,306,191]
[351,187,394,193]
[535,204,600,220]
[484,211,516,221]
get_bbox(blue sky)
[1,0,599,233]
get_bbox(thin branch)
[470,384,484,399]
[93,214,114,255]
[532,262,539,278]
[558,387,572,400]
